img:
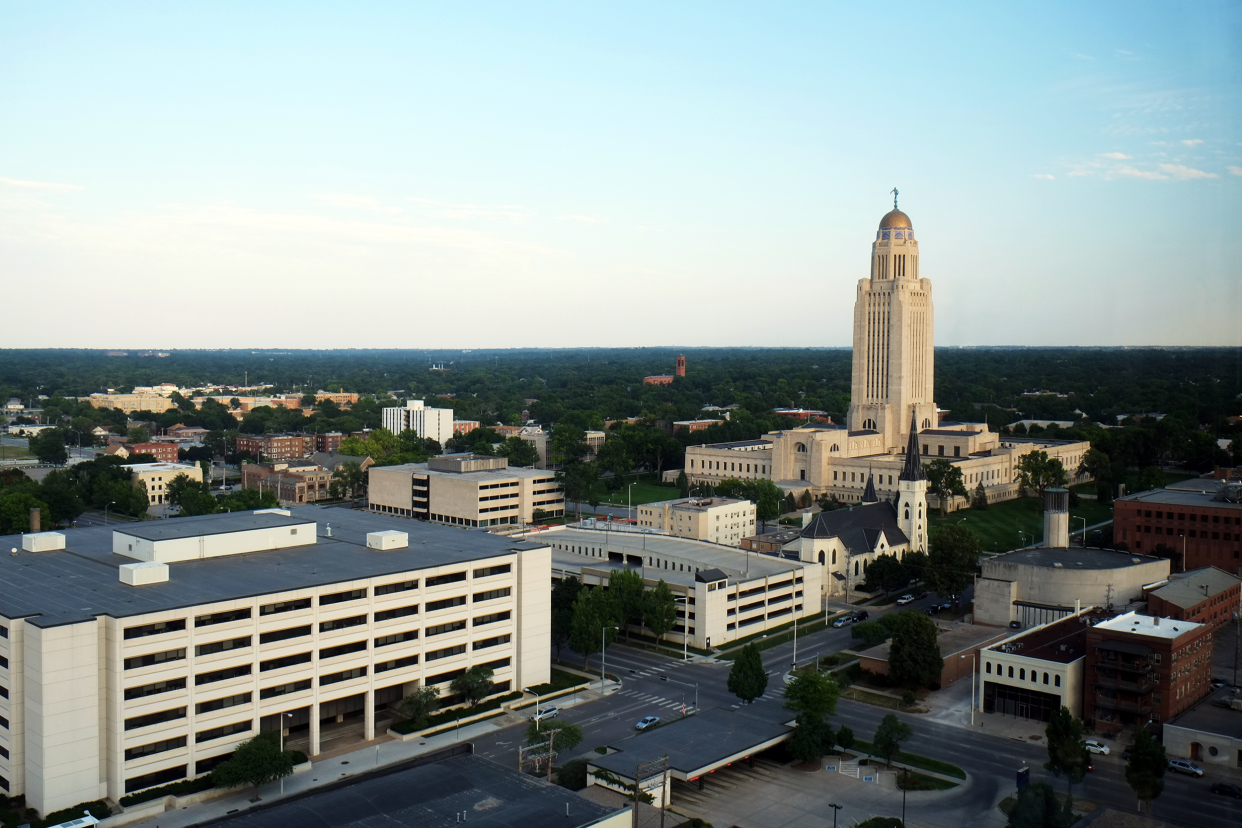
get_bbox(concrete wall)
[114,522,317,563]
[1164,722,1240,769]
[514,545,551,692]
[981,649,1084,719]
[974,556,1170,627]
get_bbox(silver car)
[1168,758,1204,777]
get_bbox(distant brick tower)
[675,355,686,377]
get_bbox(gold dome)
[879,208,912,229]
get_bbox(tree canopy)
[926,524,980,596]
[210,731,295,799]
[887,610,943,689]
[726,643,768,704]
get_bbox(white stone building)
[635,497,757,547]
[0,508,551,816]
[381,399,455,446]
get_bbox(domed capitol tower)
[846,192,937,454]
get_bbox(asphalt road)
[466,593,1239,828]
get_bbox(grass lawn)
[842,687,910,712]
[525,668,592,696]
[589,472,683,508]
[928,496,1114,553]
[848,738,967,779]
[897,769,960,791]
[1073,469,1197,496]
[999,792,1098,816]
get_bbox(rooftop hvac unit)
[367,530,409,550]
[22,531,65,552]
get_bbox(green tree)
[498,436,541,467]
[397,686,441,729]
[550,425,591,465]
[450,665,495,707]
[1007,780,1070,828]
[0,491,52,534]
[557,460,600,520]
[835,724,855,756]
[569,587,618,670]
[127,426,151,444]
[902,550,928,583]
[526,718,585,752]
[675,469,689,497]
[789,710,832,764]
[926,524,980,597]
[643,579,678,647]
[863,553,907,596]
[1076,448,1113,503]
[924,458,967,517]
[29,428,68,465]
[1230,435,1242,466]
[210,731,295,800]
[782,670,840,718]
[608,568,645,640]
[1125,727,1166,814]
[872,714,912,766]
[726,643,768,704]
[166,473,219,516]
[1016,450,1067,506]
[1137,465,1164,493]
[550,576,581,659]
[1043,705,1088,821]
[888,611,943,689]
[331,460,366,503]
[747,478,784,529]
[850,620,890,649]
[970,480,989,510]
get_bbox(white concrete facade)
[381,400,455,447]
[635,497,757,547]
[0,515,551,817]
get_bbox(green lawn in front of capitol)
[927,495,1114,553]
[589,472,684,509]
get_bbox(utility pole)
[546,728,556,782]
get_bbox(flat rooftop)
[861,620,1009,663]
[986,547,1162,571]
[1093,611,1204,641]
[1150,566,1241,609]
[122,462,197,471]
[985,612,1102,664]
[116,511,309,541]
[1118,487,1242,511]
[1168,685,1242,738]
[375,462,553,481]
[202,750,618,828]
[543,527,803,586]
[0,507,545,629]
[700,439,773,449]
[590,704,793,779]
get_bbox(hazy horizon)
[3,2,1239,349]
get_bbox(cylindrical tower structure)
[1044,487,1070,548]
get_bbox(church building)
[680,200,1090,512]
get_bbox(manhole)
[342,761,350,764]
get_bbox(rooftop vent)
[1053,562,1063,568]
[367,530,408,550]
[22,531,65,553]
[120,561,169,586]
[254,508,292,517]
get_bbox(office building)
[0,508,551,815]
[980,609,1100,723]
[381,400,454,446]
[1113,482,1242,571]
[1144,566,1241,630]
[125,462,203,507]
[368,454,565,528]
[241,460,334,504]
[235,434,313,462]
[636,497,756,547]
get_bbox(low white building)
[979,609,1097,723]
[635,497,757,547]
[0,508,551,816]
[381,400,454,446]
[124,462,203,506]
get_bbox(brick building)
[125,442,179,463]
[1085,611,1212,734]
[453,420,481,435]
[235,433,313,461]
[240,460,334,503]
[314,432,344,453]
[1113,486,1242,572]
[1145,566,1241,631]
[643,355,685,386]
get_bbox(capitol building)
[680,201,1090,527]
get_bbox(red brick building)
[453,420,481,435]
[314,432,344,453]
[235,433,313,461]
[1145,566,1241,631]
[1085,611,1212,734]
[127,442,179,463]
[643,355,686,386]
[1114,487,1242,572]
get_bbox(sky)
[1,2,1239,349]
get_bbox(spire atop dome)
[900,411,924,481]
[861,471,879,504]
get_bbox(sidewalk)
[114,689,610,828]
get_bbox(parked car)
[1211,678,1227,689]
[1084,740,1110,755]
[1212,782,1242,799]
[1168,758,1204,777]
[1122,746,1134,761]
[914,591,928,600]
[855,610,869,622]
[1008,621,1023,629]
[635,716,661,731]
[896,594,915,605]
[530,706,560,723]
[833,614,856,628]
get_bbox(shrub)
[119,777,215,807]
[557,758,589,790]
[40,800,112,826]
[901,690,917,707]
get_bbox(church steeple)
[861,471,878,504]
[900,411,924,481]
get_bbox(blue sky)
[2,2,1238,348]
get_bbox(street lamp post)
[279,712,294,794]
[627,481,637,523]
[525,686,542,729]
[601,625,620,686]
[104,500,116,526]
[1018,530,1030,548]
[827,802,843,828]
[960,653,977,726]
[1074,516,1087,546]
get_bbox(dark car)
[915,591,928,600]
[1009,621,1023,629]
[855,610,869,622]
[1212,782,1242,799]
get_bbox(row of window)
[689,459,768,474]
[1133,509,1240,524]
[122,569,511,640]
[1132,525,1238,541]
[986,662,1062,687]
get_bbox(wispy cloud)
[1180,138,1204,147]
[1099,152,1131,160]
[0,176,83,192]
[1159,163,1217,180]
[1114,166,1168,180]
[1074,53,1094,61]
[556,214,609,223]
[1031,174,1055,180]
[1228,166,1242,177]
[407,196,530,225]
[309,192,401,214]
